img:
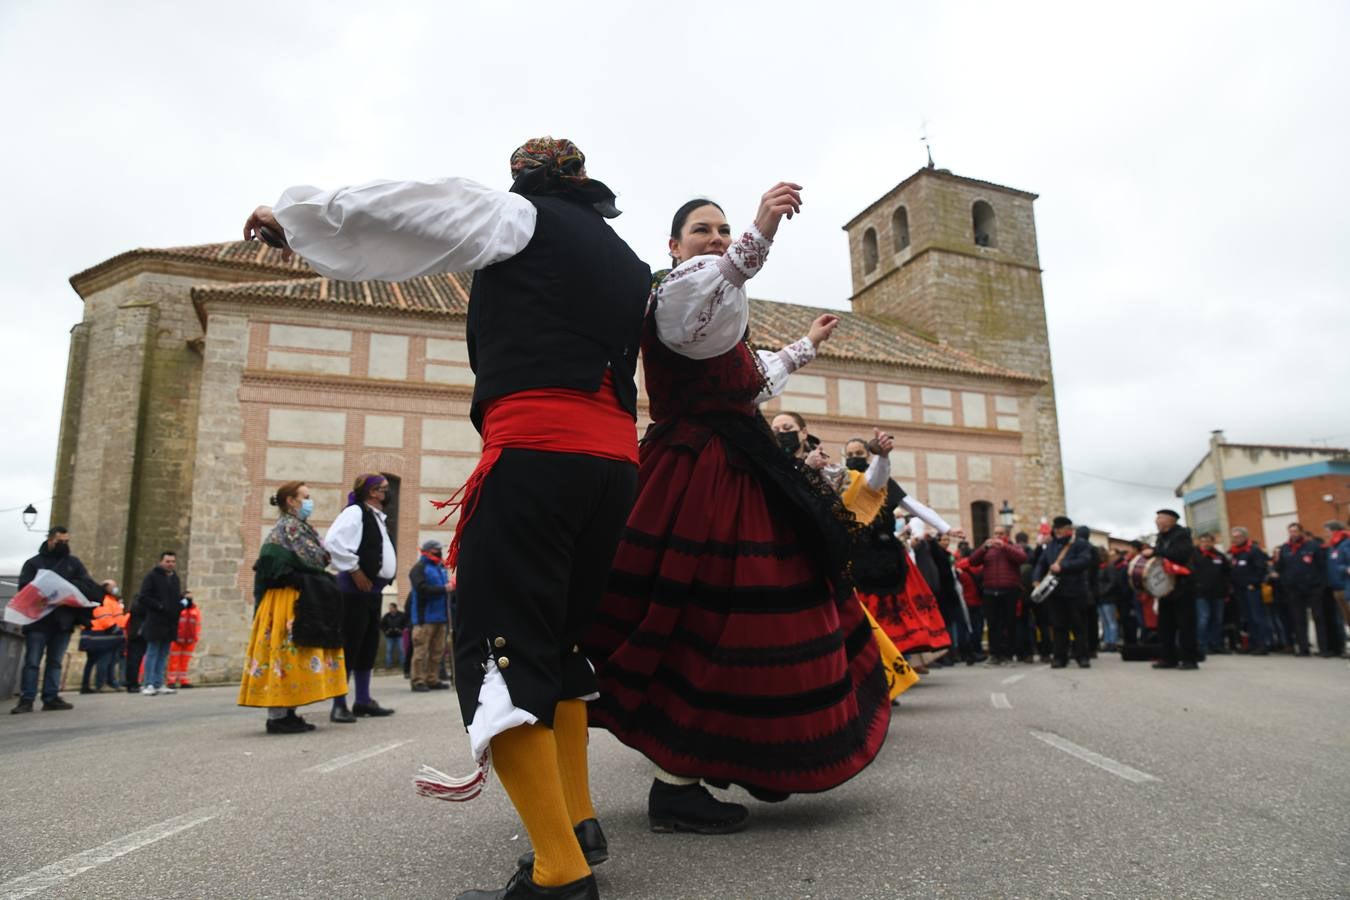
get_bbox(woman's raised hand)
[808,314,839,347]
[753,182,803,241]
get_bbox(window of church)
[892,207,910,251]
[862,227,879,275]
[972,200,997,248]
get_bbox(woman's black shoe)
[648,779,749,834]
[330,706,357,723]
[458,867,598,900]
[517,818,608,871]
[267,714,312,735]
[352,700,395,717]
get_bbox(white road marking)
[0,808,218,900]
[990,692,1013,709]
[1031,731,1159,784]
[305,739,412,774]
[1001,673,1027,685]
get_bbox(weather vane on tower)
[920,118,935,169]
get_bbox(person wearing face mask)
[239,481,347,733]
[586,187,900,842]
[12,527,102,714]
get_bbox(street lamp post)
[999,500,1014,529]
[22,505,38,531]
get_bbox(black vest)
[466,195,651,431]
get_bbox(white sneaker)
[141,686,157,696]
[156,686,177,695]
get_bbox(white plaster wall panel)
[921,387,952,407]
[421,454,479,488]
[787,374,826,396]
[266,351,352,376]
[927,482,960,510]
[996,414,1020,431]
[878,404,913,422]
[266,409,346,445]
[781,394,827,415]
[420,492,460,525]
[892,450,917,480]
[426,338,471,362]
[923,409,954,426]
[995,395,1019,414]
[423,418,481,452]
[927,453,958,481]
[877,383,912,404]
[364,415,405,448]
[968,456,993,483]
[368,334,409,380]
[961,392,988,428]
[425,364,476,386]
[837,379,868,417]
[269,324,352,352]
[265,447,345,483]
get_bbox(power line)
[1065,468,1176,492]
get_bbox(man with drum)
[1030,516,1095,668]
[1144,509,1200,670]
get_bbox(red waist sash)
[434,372,638,568]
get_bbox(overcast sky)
[1,1,1347,573]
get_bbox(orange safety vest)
[90,594,130,633]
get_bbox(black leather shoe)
[42,697,74,711]
[80,687,96,695]
[267,714,313,734]
[411,683,430,693]
[10,699,33,714]
[431,681,452,690]
[330,706,357,723]
[1050,661,1067,669]
[648,779,749,834]
[1151,661,1177,669]
[1177,661,1199,670]
[517,818,608,871]
[352,700,395,717]
[457,867,598,900]
[1076,659,1091,669]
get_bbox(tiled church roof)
[99,240,1036,383]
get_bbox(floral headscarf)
[507,135,621,219]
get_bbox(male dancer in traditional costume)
[246,137,649,900]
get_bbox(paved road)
[2,654,1347,899]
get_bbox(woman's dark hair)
[670,198,725,240]
[269,481,306,512]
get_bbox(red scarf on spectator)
[1330,530,1350,548]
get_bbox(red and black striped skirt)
[586,432,890,794]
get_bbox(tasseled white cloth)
[413,660,537,802]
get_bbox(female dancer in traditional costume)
[238,481,347,733]
[835,437,958,662]
[585,186,892,837]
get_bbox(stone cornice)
[71,255,318,300]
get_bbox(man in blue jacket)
[408,540,451,692]
[1228,527,1271,655]
[1031,516,1096,668]
[1272,523,1328,656]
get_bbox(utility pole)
[1210,430,1230,543]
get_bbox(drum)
[1127,555,1176,598]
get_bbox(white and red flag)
[4,569,98,626]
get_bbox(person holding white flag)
[8,527,102,714]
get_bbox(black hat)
[1156,508,1181,520]
[1052,515,1073,529]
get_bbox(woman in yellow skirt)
[239,481,347,734]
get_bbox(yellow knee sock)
[553,699,597,825]
[490,723,590,887]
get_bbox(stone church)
[53,165,1064,682]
